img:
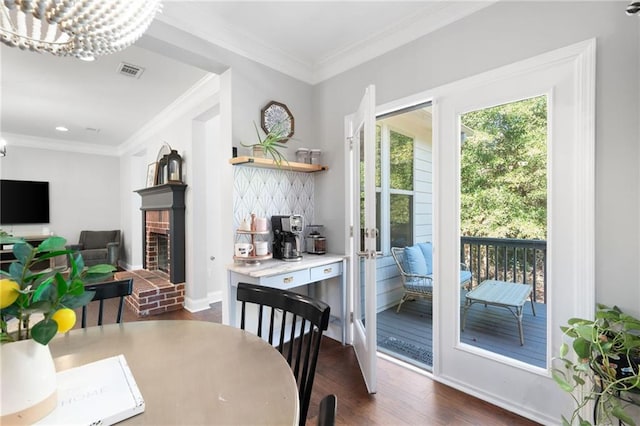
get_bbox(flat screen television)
[0,179,50,225]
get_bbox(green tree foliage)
[460,96,547,239]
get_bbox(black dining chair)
[236,282,331,426]
[82,278,133,328]
[317,394,337,426]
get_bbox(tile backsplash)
[233,167,314,232]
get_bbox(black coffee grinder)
[271,215,304,261]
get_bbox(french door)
[434,40,595,422]
[346,85,377,393]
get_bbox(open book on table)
[37,354,145,425]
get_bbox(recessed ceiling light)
[55,126,69,132]
[80,56,95,62]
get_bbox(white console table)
[226,254,347,344]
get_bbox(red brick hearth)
[115,269,184,316]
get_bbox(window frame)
[375,122,416,255]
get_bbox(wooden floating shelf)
[229,156,328,173]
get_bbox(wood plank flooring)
[75,298,540,425]
[378,298,547,369]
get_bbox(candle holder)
[167,150,183,183]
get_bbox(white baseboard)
[184,291,222,312]
[433,374,554,425]
[184,297,211,313]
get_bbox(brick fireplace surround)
[129,183,187,316]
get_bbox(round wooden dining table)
[48,320,299,425]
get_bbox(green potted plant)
[241,121,289,166]
[0,235,115,423]
[553,304,640,426]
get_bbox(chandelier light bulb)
[0,0,162,59]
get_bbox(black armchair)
[67,230,121,267]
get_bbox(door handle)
[356,251,369,258]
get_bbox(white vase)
[1,339,57,424]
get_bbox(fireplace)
[129,183,187,316]
[135,183,186,284]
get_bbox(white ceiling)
[0,1,493,151]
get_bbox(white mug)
[235,243,253,257]
[255,241,268,256]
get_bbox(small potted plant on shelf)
[241,121,289,166]
[552,304,640,426]
[0,236,115,423]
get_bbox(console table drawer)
[310,262,342,282]
[261,269,310,289]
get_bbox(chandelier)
[0,0,162,60]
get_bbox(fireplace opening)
[157,234,169,273]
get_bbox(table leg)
[530,294,537,317]
[462,299,471,331]
[516,305,525,345]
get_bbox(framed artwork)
[260,101,294,141]
[146,162,158,187]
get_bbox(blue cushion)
[404,245,428,276]
[417,242,433,275]
[460,270,472,285]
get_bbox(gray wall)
[313,1,640,315]
[141,20,316,161]
[0,144,120,245]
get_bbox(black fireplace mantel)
[135,184,187,284]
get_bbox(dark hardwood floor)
[76,299,540,425]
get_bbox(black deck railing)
[460,236,547,303]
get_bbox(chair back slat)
[236,282,330,426]
[82,278,133,328]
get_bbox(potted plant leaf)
[553,304,640,426]
[0,235,115,423]
[241,121,289,166]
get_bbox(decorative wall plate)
[261,101,294,141]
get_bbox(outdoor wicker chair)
[391,245,472,313]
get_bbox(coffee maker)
[271,215,304,261]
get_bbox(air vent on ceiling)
[117,62,145,79]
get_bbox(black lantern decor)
[157,154,169,185]
[166,149,183,183]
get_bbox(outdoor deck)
[377,297,547,369]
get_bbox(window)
[375,124,415,252]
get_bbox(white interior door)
[434,40,595,423]
[346,85,377,394]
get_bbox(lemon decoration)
[52,308,76,333]
[0,278,20,309]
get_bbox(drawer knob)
[324,268,332,274]
[283,276,294,284]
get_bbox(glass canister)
[296,148,310,163]
[309,149,322,165]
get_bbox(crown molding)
[157,2,496,85]
[118,73,220,156]
[2,132,119,156]
[311,1,497,84]
[3,74,220,158]
[155,13,314,84]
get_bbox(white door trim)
[372,38,595,424]
[434,39,595,424]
